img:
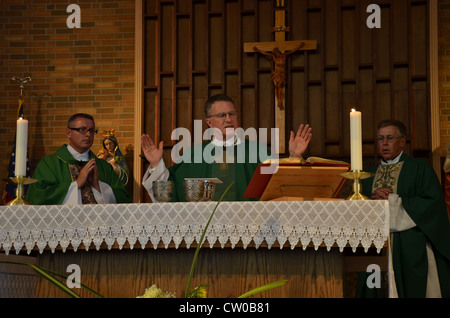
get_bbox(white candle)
[350,109,363,171]
[15,117,28,177]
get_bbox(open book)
[263,156,349,165]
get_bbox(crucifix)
[244,0,316,154]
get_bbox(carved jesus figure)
[253,44,304,110]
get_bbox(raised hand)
[289,124,312,158]
[141,134,164,168]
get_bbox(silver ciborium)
[152,180,174,202]
[183,179,216,202]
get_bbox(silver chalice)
[183,179,216,202]
[152,180,174,202]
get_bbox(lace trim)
[0,201,389,255]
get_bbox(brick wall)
[0,0,135,197]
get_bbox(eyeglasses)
[376,135,403,143]
[207,111,238,120]
[68,127,98,135]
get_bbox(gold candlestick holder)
[1,176,37,205]
[340,171,374,201]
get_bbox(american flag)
[1,99,31,205]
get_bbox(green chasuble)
[361,153,450,298]
[168,140,270,202]
[25,145,132,205]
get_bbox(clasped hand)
[371,188,392,200]
[77,159,100,191]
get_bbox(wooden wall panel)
[309,85,324,155]
[176,89,190,128]
[375,6,391,79]
[258,73,273,129]
[242,87,257,128]
[290,71,306,135]
[324,1,339,66]
[209,15,224,84]
[411,4,428,77]
[325,71,340,153]
[226,2,240,71]
[193,3,208,71]
[144,20,157,87]
[359,1,373,65]
[413,80,430,150]
[394,67,410,130]
[359,69,375,152]
[342,8,356,80]
[308,10,323,82]
[139,0,432,201]
[161,4,174,73]
[144,91,157,139]
[242,15,257,83]
[176,18,190,85]
[392,0,408,63]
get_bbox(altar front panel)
[0,201,389,298]
[35,246,349,298]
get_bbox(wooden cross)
[244,0,316,154]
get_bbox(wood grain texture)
[35,247,343,298]
[260,166,349,201]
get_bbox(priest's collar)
[67,144,90,162]
[211,135,242,148]
[381,151,403,165]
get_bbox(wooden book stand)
[243,162,350,201]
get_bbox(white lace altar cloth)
[0,201,389,255]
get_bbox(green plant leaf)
[238,280,288,298]
[184,181,235,298]
[37,266,104,298]
[29,264,81,298]
[0,260,103,298]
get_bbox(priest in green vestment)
[26,113,131,205]
[141,94,313,202]
[360,119,450,298]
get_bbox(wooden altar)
[0,201,389,298]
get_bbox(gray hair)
[377,119,407,137]
[204,94,236,117]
